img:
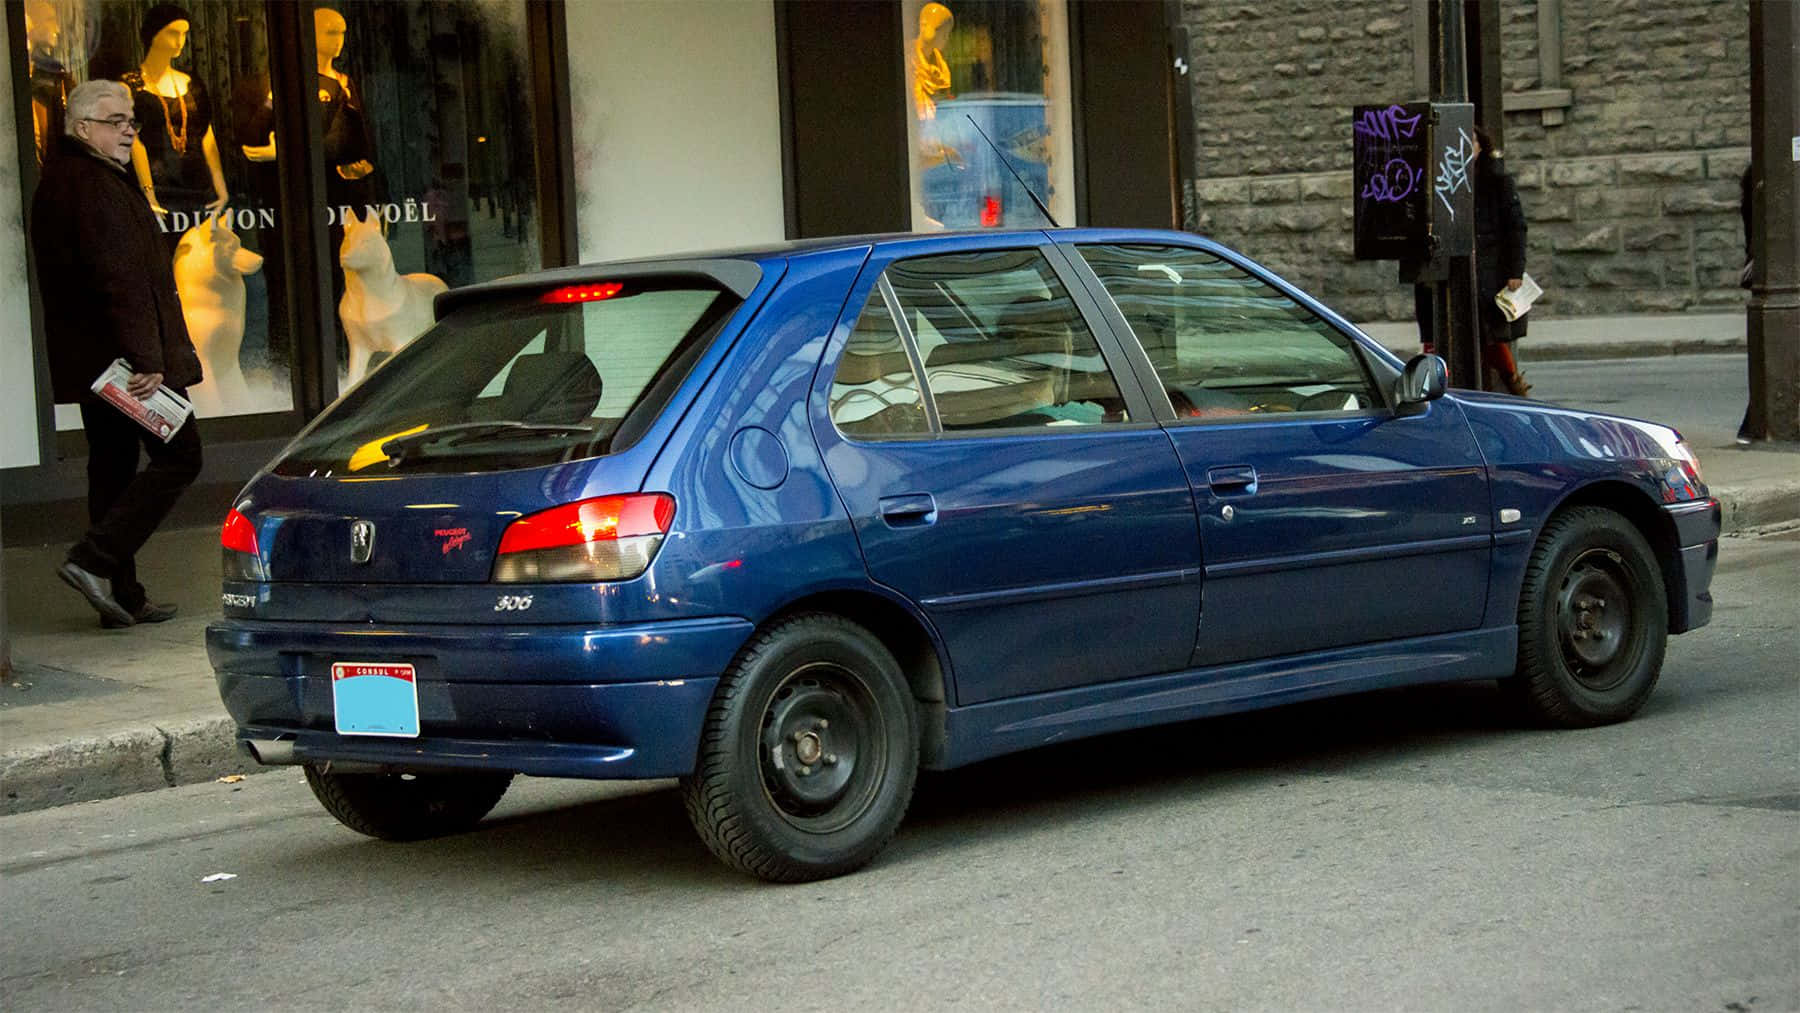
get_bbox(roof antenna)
[965,114,1060,228]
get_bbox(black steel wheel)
[1506,506,1667,727]
[681,613,919,882]
[303,765,513,841]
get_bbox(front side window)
[884,249,1127,431]
[1076,244,1381,419]
[271,279,737,476]
[903,0,1075,231]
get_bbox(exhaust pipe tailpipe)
[245,738,298,765]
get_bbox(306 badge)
[495,594,533,612]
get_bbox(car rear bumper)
[206,616,752,779]
[1665,497,1720,634]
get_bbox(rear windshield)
[270,279,739,476]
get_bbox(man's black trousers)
[68,392,203,613]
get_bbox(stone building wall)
[1179,0,1752,324]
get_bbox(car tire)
[1505,506,1667,727]
[303,765,513,841]
[681,613,919,882]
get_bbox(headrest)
[498,352,602,423]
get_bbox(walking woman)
[1471,123,1531,395]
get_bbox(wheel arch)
[758,589,953,768]
[1541,479,1690,632]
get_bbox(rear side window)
[271,279,738,476]
[828,292,930,437]
[1076,244,1379,418]
[882,249,1129,432]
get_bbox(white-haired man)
[32,79,204,628]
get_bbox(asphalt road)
[3,529,1796,1011]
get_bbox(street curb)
[1716,478,1800,535]
[1374,337,1747,363]
[0,715,241,817]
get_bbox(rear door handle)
[1207,465,1258,496]
[879,493,937,527]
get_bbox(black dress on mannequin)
[124,70,216,230]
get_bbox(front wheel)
[681,614,919,882]
[1505,506,1667,727]
[304,765,513,841]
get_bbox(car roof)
[436,228,1206,317]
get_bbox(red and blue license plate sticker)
[331,662,420,738]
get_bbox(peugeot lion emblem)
[350,519,376,564]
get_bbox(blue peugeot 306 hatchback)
[207,228,1719,881]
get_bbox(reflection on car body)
[207,228,1720,882]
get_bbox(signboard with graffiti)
[1352,101,1473,264]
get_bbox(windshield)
[270,279,739,476]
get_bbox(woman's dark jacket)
[1474,157,1528,342]
[30,134,200,402]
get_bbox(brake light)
[221,508,265,582]
[493,493,676,583]
[222,508,259,554]
[980,195,1001,228]
[540,282,624,304]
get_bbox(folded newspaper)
[90,358,194,442]
[1494,272,1543,323]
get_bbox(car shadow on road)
[258,675,1718,887]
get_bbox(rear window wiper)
[380,421,597,463]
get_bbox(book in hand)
[1494,272,1543,322]
[90,358,194,442]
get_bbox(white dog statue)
[339,209,447,384]
[174,213,264,417]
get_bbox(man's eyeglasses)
[82,116,140,132]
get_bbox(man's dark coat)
[31,133,201,403]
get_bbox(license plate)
[331,662,420,738]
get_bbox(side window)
[1076,244,1379,418]
[829,293,930,437]
[884,249,1128,431]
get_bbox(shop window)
[903,0,1075,231]
[18,0,543,423]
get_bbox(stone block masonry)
[1179,0,1752,321]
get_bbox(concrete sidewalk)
[3,337,1795,817]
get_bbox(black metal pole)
[1428,0,1482,390]
[1746,0,1799,442]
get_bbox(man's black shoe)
[100,601,179,630]
[57,561,135,627]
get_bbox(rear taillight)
[493,493,675,583]
[221,508,265,581]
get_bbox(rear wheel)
[681,614,919,882]
[1505,506,1667,727]
[304,765,513,841]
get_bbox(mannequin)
[175,213,265,416]
[126,4,229,227]
[911,2,954,120]
[315,7,377,208]
[26,0,74,167]
[339,210,446,384]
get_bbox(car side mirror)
[1395,354,1447,413]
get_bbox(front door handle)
[1207,465,1258,496]
[879,493,937,527]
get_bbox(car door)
[811,238,1201,706]
[1064,238,1493,668]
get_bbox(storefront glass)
[902,0,1075,232]
[17,0,542,421]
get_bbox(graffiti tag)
[1361,158,1420,203]
[1434,128,1474,218]
[1352,104,1423,141]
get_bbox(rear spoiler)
[434,258,765,320]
